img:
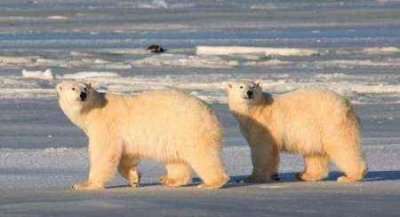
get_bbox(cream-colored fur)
[57,80,229,190]
[227,80,367,183]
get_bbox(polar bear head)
[226,80,266,113]
[56,80,94,105]
[56,80,103,128]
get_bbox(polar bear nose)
[247,90,253,98]
[80,92,87,101]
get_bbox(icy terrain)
[0,0,400,216]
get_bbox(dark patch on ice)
[147,44,166,54]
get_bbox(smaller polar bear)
[227,80,367,183]
[57,80,229,190]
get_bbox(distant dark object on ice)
[147,44,166,53]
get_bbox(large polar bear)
[227,80,367,183]
[56,80,229,190]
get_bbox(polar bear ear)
[255,80,262,87]
[56,83,63,93]
[86,81,96,89]
[226,82,233,89]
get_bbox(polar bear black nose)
[80,92,87,101]
[247,90,253,98]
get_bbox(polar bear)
[227,80,367,183]
[56,80,229,190]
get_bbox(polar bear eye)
[83,87,88,92]
[240,86,243,89]
[72,87,76,91]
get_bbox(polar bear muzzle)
[246,90,254,99]
[80,92,87,101]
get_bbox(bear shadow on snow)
[106,170,400,190]
[106,178,254,189]
[231,170,400,183]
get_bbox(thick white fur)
[57,80,229,190]
[227,80,367,183]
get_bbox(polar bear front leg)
[73,135,122,191]
[118,156,141,188]
[244,142,280,183]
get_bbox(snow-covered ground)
[1,142,400,217]
[1,0,400,216]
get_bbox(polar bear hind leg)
[160,162,192,187]
[325,126,367,182]
[327,147,367,183]
[187,149,229,189]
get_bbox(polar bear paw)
[129,180,140,188]
[295,172,323,182]
[337,176,359,183]
[197,183,222,189]
[197,176,229,189]
[196,182,225,190]
[159,176,187,187]
[128,172,141,188]
[72,181,104,191]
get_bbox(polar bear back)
[117,90,222,161]
[272,88,359,154]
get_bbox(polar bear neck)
[231,103,269,123]
[61,103,87,129]
[229,92,274,126]
[60,90,106,131]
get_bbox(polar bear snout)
[243,88,258,100]
[80,92,87,101]
[246,90,254,99]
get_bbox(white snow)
[0,88,56,99]
[33,58,132,69]
[22,69,54,80]
[119,0,169,9]
[70,51,96,57]
[362,47,400,55]
[0,56,38,66]
[61,72,120,79]
[117,0,195,9]
[243,59,291,66]
[318,59,400,67]
[130,54,239,68]
[46,15,68,20]
[196,46,320,56]
[93,63,132,70]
